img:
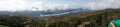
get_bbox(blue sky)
[0,0,120,11]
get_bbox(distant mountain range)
[0,8,90,17]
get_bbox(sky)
[0,0,120,11]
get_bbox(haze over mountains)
[0,8,90,17]
[0,0,120,17]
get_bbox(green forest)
[0,9,120,27]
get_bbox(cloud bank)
[0,0,120,11]
[86,0,120,10]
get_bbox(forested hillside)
[0,8,120,27]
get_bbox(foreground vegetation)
[0,9,120,27]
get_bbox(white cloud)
[0,0,76,11]
[0,0,120,11]
[85,0,120,10]
[0,0,44,11]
